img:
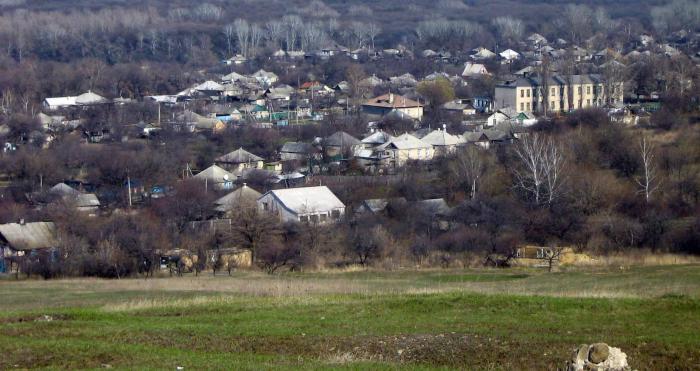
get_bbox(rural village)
[0,1,698,279]
[0,1,699,370]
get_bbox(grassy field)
[1,266,699,370]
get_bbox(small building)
[257,186,345,224]
[420,127,465,155]
[214,184,262,215]
[362,93,424,120]
[47,183,100,213]
[280,142,318,162]
[194,165,235,190]
[0,221,58,274]
[462,63,490,77]
[323,131,361,160]
[376,133,434,167]
[214,148,265,173]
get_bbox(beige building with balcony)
[494,74,623,114]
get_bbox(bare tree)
[635,136,660,203]
[564,4,594,43]
[513,133,566,206]
[223,24,235,56]
[233,18,250,57]
[450,146,486,199]
[282,15,302,51]
[266,21,284,50]
[367,23,381,50]
[249,24,263,57]
[538,56,552,116]
[491,16,524,43]
[228,207,279,264]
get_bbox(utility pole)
[127,175,132,207]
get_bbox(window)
[586,99,590,106]
[520,89,524,98]
[331,209,341,218]
[551,101,555,109]
[526,102,530,111]
[299,215,309,223]
[587,86,591,94]
[578,100,582,108]
[526,89,530,98]
[310,214,319,223]
[577,86,582,95]
[551,87,555,97]
[320,214,328,222]
[263,202,269,211]
[520,102,524,111]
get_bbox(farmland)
[1,265,699,370]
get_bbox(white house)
[257,186,345,224]
[499,49,520,62]
[43,91,108,110]
[470,47,496,60]
[462,63,490,78]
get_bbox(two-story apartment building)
[494,74,623,114]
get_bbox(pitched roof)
[361,130,394,145]
[416,198,451,215]
[75,91,107,105]
[281,142,315,154]
[462,63,489,76]
[380,133,432,150]
[265,186,345,214]
[49,183,80,197]
[0,221,57,250]
[421,129,465,146]
[363,94,423,109]
[195,80,224,91]
[324,131,360,147]
[215,148,264,164]
[194,165,234,182]
[214,184,262,212]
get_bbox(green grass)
[1,266,700,369]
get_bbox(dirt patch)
[108,331,541,368]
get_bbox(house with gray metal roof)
[257,186,345,224]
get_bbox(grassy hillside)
[1,266,699,369]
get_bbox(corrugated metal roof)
[266,186,345,214]
[0,222,57,250]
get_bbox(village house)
[470,47,497,60]
[441,99,477,116]
[43,91,108,110]
[257,186,345,224]
[193,165,235,190]
[420,127,465,155]
[360,130,394,149]
[376,133,434,167]
[47,183,101,214]
[214,148,265,174]
[280,141,318,162]
[362,93,424,120]
[494,74,624,114]
[323,131,361,160]
[0,221,58,274]
[214,183,262,215]
[462,63,490,78]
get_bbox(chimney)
[388,93,394,104]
